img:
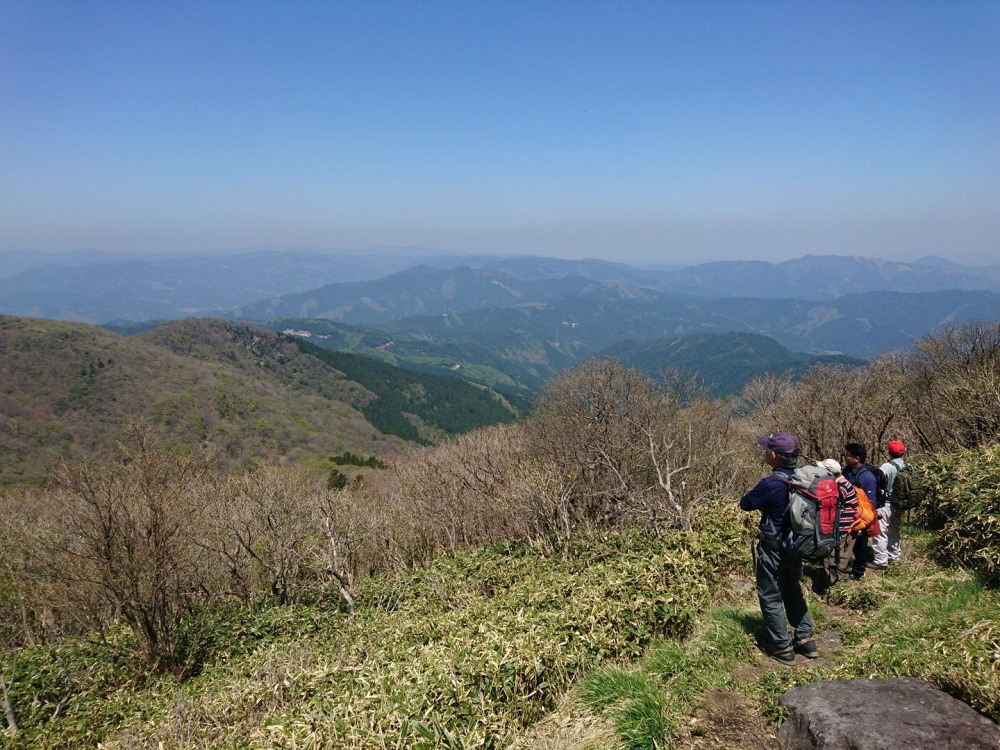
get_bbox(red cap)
[886,439,906,456]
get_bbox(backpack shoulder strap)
[765,470,794,535]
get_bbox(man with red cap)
[739,431,817,664]
[881,440,908,563]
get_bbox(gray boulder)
[778,677,1000,749]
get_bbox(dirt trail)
[674,599,859,750]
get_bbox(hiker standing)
[818,459,859,585]
[739,432,818,664]
[843,443,879,578]
[882,439,908,563]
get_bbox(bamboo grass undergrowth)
[4,520,998,750]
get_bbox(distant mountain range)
[0,250,392,322]
[3,250,1000,325]
[374,287,1000,360]
[7,250,1000,426]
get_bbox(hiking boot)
[762,645,795,665]
[866,562,888,571]
[794,638,819,659]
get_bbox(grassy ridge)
[527,529,1000,749]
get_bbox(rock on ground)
[778,677,1000,749]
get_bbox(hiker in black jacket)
[843,443,879,579]
[739,432,818,664]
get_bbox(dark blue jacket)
[740,466,794,534]
[844,463,877,507]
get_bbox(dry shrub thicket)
[1,320,999,680]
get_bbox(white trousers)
[871,504,891,566]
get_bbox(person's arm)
[740,476,778,511]
[880,462,898,496]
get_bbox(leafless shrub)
[525,359,735,531]
[208,464,320,607]
[751,358,910,464]
[0,489,67,649]
[310,484,376,616]
[50,422,213,675]
[904,320,1000,451]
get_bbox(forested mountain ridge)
[601,332,864,397]
[0,315,397,486]
[296,342,525,444]
[272,317,861,398]
[0,316,520,487]
[375,288,1000,360]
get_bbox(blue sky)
[2,1,998,264]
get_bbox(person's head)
[819,458,842,476]
[757,432,800,468]
[843,442,867,468]
[886,439,906,458]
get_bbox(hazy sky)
[2,1,998,265]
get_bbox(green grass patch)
[571,526,1000,749]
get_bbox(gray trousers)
[755,535,814,651]
[887,505,903,561]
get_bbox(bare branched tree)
[312,486,374,616]
[51,422,212,675]
[758,359,910,465]
[526,359,735,531]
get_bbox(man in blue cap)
[739,432,818,664]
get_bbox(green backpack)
[891,460,924,511]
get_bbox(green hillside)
[265,316,554,397]
[0,316,521,487]
[266,318,864,399]
[0,315,400,486]
[293,342,525,444]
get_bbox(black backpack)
[864,463,890,508]
[890,459,924,511]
